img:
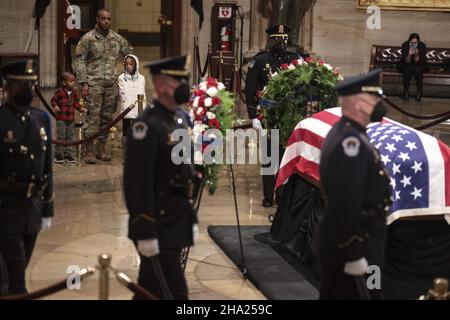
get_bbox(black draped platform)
[270,174,450,300]
[208,225,319,300]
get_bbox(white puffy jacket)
[118,54,147,119]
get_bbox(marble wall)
[108,0,161,33]
[311,0,450,76]
[0,0,38,54]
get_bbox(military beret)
[265,24,292,38]
[0,59,38,82]
[145,55,190,80]
[335,68,383,96]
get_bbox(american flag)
[275,107,450,224]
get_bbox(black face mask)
[370,101,387,122]
[271,42,287,56]
[174,83,190,105]
[14,86,33,106]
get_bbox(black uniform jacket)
[245,50,299,119]
[0,104,54,234]
[124,101,197,249]
[312,116,391,267]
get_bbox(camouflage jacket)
[75,26,133,84]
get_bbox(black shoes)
[402,90,409,101]
[262,198,273,208]
[416,91,422,102]
[55,154,64,164]
[65,155,76,164]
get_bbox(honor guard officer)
[312,69,392,300]
[0,59,54,295]
[245,24,301,207]
[123,55,199,300]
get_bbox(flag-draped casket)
[271,107,450,299]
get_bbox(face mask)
[272,41,287,55]
[370,101,387,123]
[174,83,190,105]
[14,86,33,106]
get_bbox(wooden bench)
[369,45,450,98]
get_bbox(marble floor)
[26,96,450,300]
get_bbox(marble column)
[247,0,269,58]
[39,0,58,88]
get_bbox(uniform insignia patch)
[249,59,255,69]
[279,25,284,34]
[132,122,148,140]
[342,136,360,157]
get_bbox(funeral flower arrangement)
[261,56,343,145]
[188,77,234,195]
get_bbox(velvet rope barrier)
[35,86,137,147]
[115,272,159,300]
[0,267,96,300]
[51,102,136,147]
[382,95,450,120]
[34,85,56,118]
[414,113,450,131]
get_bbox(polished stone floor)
[26,96,449,300]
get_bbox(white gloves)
[137,239,160,258]
[252,118,263,131]
[344,257,369,276]
[192,224,199,243]
[41,217,52,231]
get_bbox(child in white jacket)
[118,54,146,157]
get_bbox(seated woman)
[398,33,428,102]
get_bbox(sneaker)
[65,155,76,164]
[55,154,64,164]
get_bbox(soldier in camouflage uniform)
[75,9,133,164]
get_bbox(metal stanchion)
[137,94,144,115]
[208,43,213,76]
[419,278,450,300]
[232,58,239,118]
[75,122,84,167]
[218,51,224,83]
[98,254,111,300]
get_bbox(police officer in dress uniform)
[123,55,199,300]
[0,60,54,295]
[312,69,392,300]
[245,24,301,207]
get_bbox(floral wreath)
[260,56,343,146]
[188,77,234,195]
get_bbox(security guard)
[0,59,54,295]
[123,55,198,300]
[312,69,391,300]
[245,24,301,207]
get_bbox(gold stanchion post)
[208,43,212,76]
[137,94,144,115]
[219,51,224,83]
[419,278,450,300]
[98,254,111,300]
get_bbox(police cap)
[335,68,383,96]
[265,24,292,39]
[145,55,190,80]
[0,59,38,82]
